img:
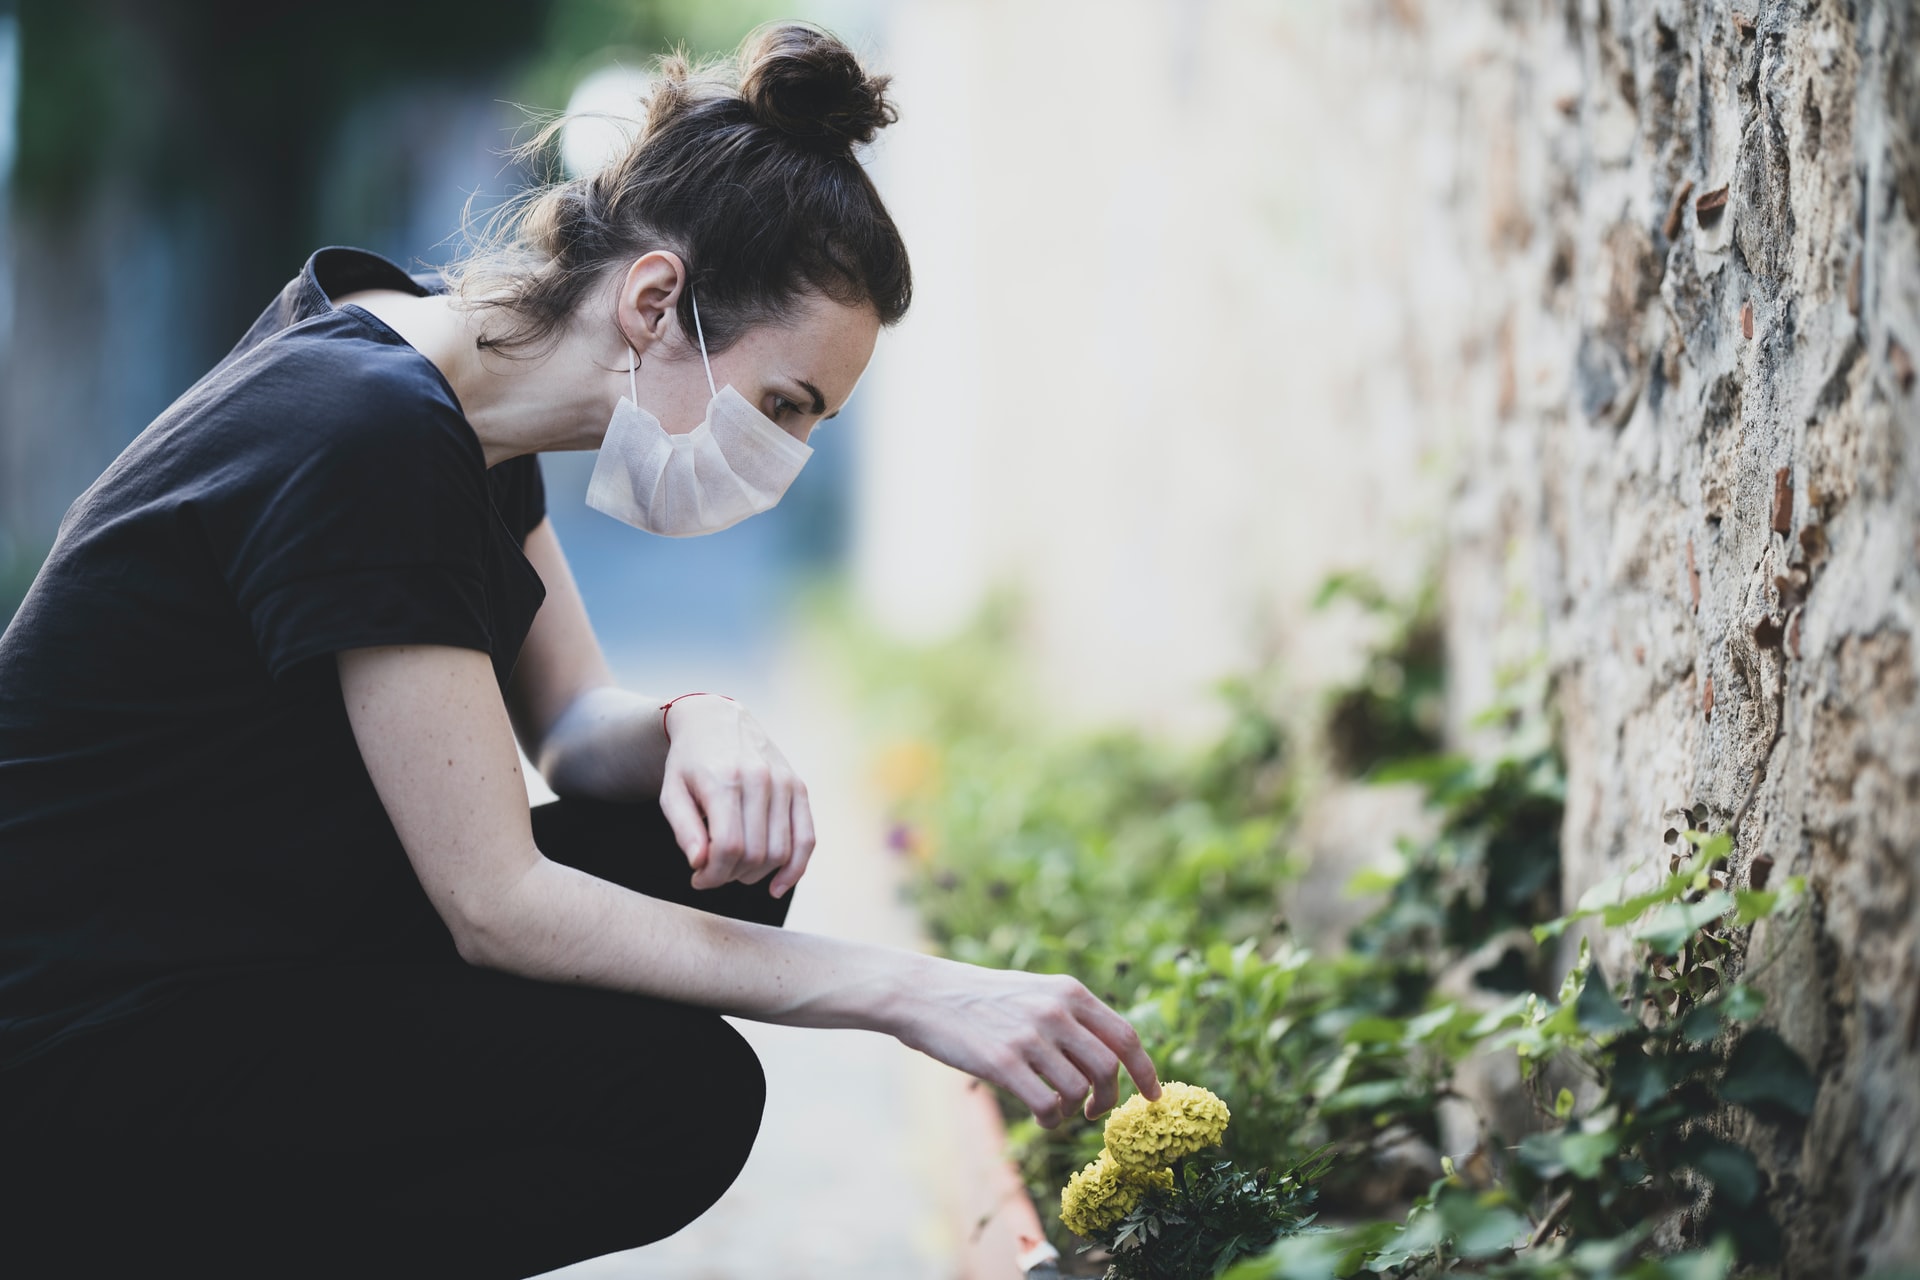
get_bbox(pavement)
[527,647,972,1280]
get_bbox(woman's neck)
[333,288,614,467]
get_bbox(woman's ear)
[618,251,687,354]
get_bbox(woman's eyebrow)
[794,378,828,417]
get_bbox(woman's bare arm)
[504,518,816,896]
[337,641,1160,1126]
[503,518,655,796]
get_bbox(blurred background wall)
[856,0,1470,736]
[0,0,875,679]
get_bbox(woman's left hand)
[656,695,816,898]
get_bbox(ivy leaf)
[1635,890,1734,955]
[1321,1078,1413,1114]
[1736,876,1805,926]
[1609,1044,1677,1110]
[1718,1027,1817,1120]
[1680,1136,1761,1207]
[1562,1129,1621,1179]
[1602,882,1687,928]
[1344,864,1406,896]
[1576,960,1638,1035]
[1516,1132,1564,1180]
[1576,872,1629,912]
[1342,1015,1407,1045]
[1719,984,1766,1021]
[1638,1235,1738,1280]
[1447,1201,1530,1258]
[1681,1002,1725,1044]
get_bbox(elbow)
[449,912,513,971]
[451,921,503,970]
[442,884,527,974]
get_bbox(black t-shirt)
[0,246,549,1065]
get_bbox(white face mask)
[585,287,813,538]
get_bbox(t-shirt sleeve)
[211,364,496,682]
[491,453,548,543]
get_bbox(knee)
[693,1017,768,1175]
[611,1015,766,1236]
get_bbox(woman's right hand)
[889,957,1161,1128]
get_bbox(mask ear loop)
[627,344,639,403]
[688,284,719,399]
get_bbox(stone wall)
[1436,0,1920,1271]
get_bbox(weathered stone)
[1440,0,1920,1270]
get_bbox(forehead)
[730,294,879,408]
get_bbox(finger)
[692,771,745,890]
[1053,1022,1123,1118]
[659,772,709,869]
[760,774,793,887]
[1078,990,1160,1101]
[1000,1059,1070,1130]
[737,765,771,884]
[770,783,816,899]
[1025,1040,1092,1120]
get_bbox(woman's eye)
[769,396,799,420]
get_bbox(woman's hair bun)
[737,22,897,154]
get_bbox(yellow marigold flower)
[1059,1150,1174,1237]
[1101,1081,1231,1173]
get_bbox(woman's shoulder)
[180,306,479,479]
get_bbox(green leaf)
[1554,1087,1576,1118]
[1681,1002,1726,1044]
[1576,872,1629,912]
[1681,1137,1761,1207]
[1367,753,1472,789]
[1635,890,1734,955]
[1404,1003,1459,1041]
[1733,888,1779,925]
[1576,960,1638,1035]
[1342,1015,1407,1045]
[1516,1130,1567,1178]
[1609,1045,1676,1111]
[1321,1078,1413,1113]
[1533,916,1574,942]
[1601,881,1687,928]
[1562,1129,1621,1179]
[1343,864,1404,897]
[1449,1202,1530,1258]
[1718,1028,1817,1119]
[1681,831,1734,862]
[1635,1234,1737,1280]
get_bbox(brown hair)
[447,21,910,357]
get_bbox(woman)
[0,22,1159,1279]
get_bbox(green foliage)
[1348,745,1565,993]
[1219,846,1815,1278]
[1313,571,1446,776]
[820,581,1817,1279]
[1102,1151,1336,1280]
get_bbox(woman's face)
[629,289,880,443]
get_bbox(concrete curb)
[954,1077,1066,1280]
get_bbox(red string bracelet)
[659,691,737,746]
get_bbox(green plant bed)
[812,583,1816,1279]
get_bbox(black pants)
[0,796,794,1279]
